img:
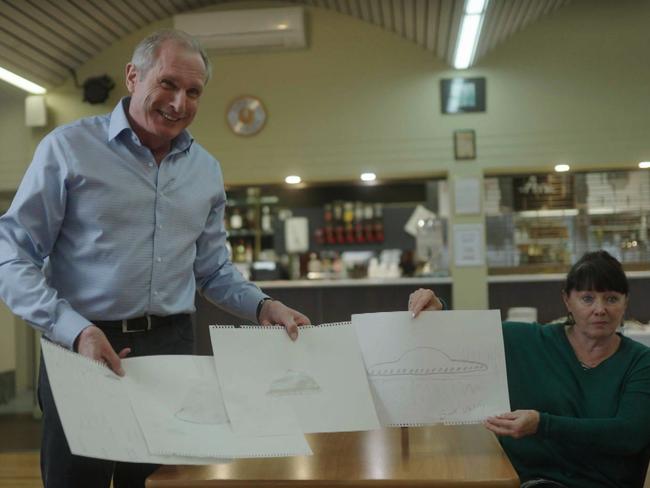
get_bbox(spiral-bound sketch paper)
[210,323,380,436]
[40,339,230,464]
[41,340,311,461]
[125,355,312,458]
[352,311,510,426]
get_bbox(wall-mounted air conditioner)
[173,7,306,53]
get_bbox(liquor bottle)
[364,204,375,242]
[333,201,345,244]
[230,208,243,230]
[354,201,365,243]
[343,201,355,243]
[261,205,272,233]
[373,203,384,242]
[323,203,335,244]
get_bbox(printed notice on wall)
[454,177,481,215]
[453,223,485,266]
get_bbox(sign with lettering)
[512,174,574,211]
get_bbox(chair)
[506,307,538,323]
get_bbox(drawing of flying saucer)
[267,370,321,396]
[175,381,229,425]
[368,347,488,377]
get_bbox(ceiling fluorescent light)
[453,0,489,69]
[0,66,46,94]
[465,0,488,15]
[285,175,301,185]
[554,164,570,172]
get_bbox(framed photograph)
[440,77,486,114]
[454,129,476,160]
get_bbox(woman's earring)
[565,312,575,325]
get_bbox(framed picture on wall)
[440,77,486,114]
[454,129,476,160]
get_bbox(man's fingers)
[284,321,299,341]
[295,312,311,326]
[118,347,131,359]
[103,348,125,377]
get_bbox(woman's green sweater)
[501,322,650,487]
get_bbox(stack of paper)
[42,310,510,463]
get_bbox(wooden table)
[146,425,519,487]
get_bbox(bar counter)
[194,271,650,355]
[194,277,451,355]
[488,270,650,323]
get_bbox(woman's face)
[563,289,628,340]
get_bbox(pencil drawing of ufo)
[175,381,229,425]
[267,370,321,396]
[368,347,488,376]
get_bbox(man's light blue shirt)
[0,98,265,349]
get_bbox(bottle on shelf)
[323,203,334,245]
[364,204,375,242]
[373,203,385,242]
[261,205,272,233]
[354,201,365,243]
[343,201,355,243]
[333,201,345,244]
[246,207,256,230]
[230,208,243,230]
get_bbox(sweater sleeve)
[538,351,650,455]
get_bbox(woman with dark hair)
[409,250,650,488]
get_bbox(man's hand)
[484,410,540,439]
[408,288,443,318]
[258,300,311,341]
[74,325,131,376]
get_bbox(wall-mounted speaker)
[25,95,47,127]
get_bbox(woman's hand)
[408,288,443,317]
[484,410,540,439]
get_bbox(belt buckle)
[121,315,152,333]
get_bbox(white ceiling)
[0,0,571,88]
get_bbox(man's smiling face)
[125,39,206,151]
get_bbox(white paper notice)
[210,324,380,436]
[41,340,233,464]
[453,223,485,266]
[454,177,481,215]
[352,311,510,426]
[125,355,312,458]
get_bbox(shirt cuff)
[49,307,93,350]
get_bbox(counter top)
[251,270,650,287]
[488,270,650,283]
[254,276,453,289]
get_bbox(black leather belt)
[94,313,189,333]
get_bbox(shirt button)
[156,257,162,263]
[157,224,163,230]
[153,290,159,296]
[148,162,154,167]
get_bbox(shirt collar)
[108,97,194,154]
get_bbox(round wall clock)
[226,95,267,136]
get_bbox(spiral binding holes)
[209,322,352,330]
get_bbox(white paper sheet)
[41,340,311,462]
[352,311,510,426]
[41,339,230,464]
[125,355,312,458]
[210,323,380,436]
